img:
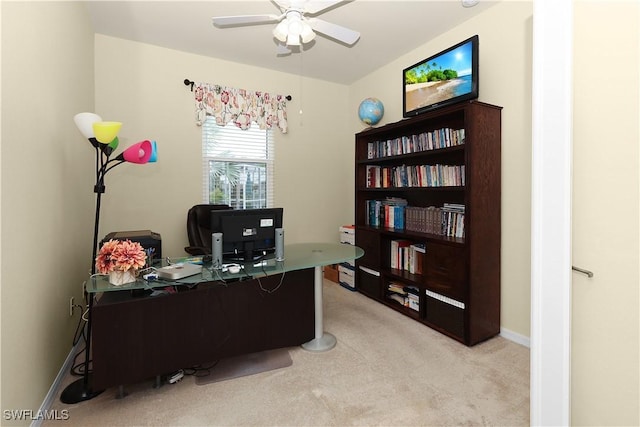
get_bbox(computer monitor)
[210,208,283,262]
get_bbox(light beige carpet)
[44,280,529,426]
[194,349,293,385]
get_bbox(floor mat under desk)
[194,348,292,385]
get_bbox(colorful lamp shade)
[74,113,102,139]
[100,136,120,156]
[74,113,103,147]
[148,140,158,163]
[93,121,122,144]
[116,140,153,164]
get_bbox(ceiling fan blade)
[307,17,360,45]
[212,14,280,27]
[303,1,345,15]
[272,0,292,11]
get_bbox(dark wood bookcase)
[354,101,502,346]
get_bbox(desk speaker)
[275,228,284,261]
[212,232,223,269]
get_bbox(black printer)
[101,230,162,260]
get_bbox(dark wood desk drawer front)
[425,243,466,301]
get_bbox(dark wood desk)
[91,268,314,390]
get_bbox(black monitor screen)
[211,208,283,262]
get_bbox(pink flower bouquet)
[96,239,146,275]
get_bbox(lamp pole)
[60,147,110,404]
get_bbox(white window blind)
[202,117,274,209]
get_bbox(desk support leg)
[116,385,128,399]
[301,266,336,352]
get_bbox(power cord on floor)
[69,289,92,377]
[183,360,220,378]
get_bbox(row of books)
[365,199,465,238]
[386,282,420,312]
[367,127,466,159]
[405,204,465,238]
[365,198,408,230]
[366,164,465,188]
[390,240,425,274]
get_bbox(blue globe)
[358,97,384,126]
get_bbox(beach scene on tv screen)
[405,40,474,113]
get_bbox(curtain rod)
[183,79,292,101]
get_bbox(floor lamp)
[60,113,157,404]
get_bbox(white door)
[571,2,639,425]
[531,1,573,423]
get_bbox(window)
[202,117,274,209]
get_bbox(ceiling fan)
[211,0,360,49]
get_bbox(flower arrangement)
[96,239,146,275]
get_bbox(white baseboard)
[31,343,79,427]
[500,327,531,348]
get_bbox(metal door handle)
[572,266,594,278]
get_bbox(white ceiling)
[86,0,498,85]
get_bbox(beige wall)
[93,35,353,255]
[1,1,96,421]
[349,1,534,339]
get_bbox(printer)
[101,230,162,260]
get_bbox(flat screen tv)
[403,35,479,118]
[210,207,283,262]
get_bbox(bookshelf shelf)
[354,100,502,346]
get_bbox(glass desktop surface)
[86,242,363,294]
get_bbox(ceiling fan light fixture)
[300,21,315,43]
[286,32,301,46]
[288,18,303,36]
[274,10,315,46]
[273,19,289,42]
[215,2,358,49]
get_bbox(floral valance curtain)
[194,83,288,134]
